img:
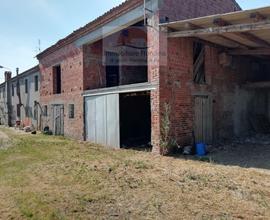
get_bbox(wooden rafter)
[168,20,270,40]
[213,18,270,48]
[250,12,267,22]
[187,22,249,49]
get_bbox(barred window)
[35,75,39,91]
[43,105,48,117]
[68,104,75,119]
[25,79,28,93]
[12,84,14,96]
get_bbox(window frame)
[43,105,48,117]
[34,75,39,92]
[12,84,15,96]
[25,79,28,94]
[68,104,75,119]
[53,65,62,94]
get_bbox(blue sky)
[0,0,270,82]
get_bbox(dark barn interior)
[120,91,151,149]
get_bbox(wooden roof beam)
[213,18,270,48]
[186,22,249,49]
[168,20,270,38]
[250,12,267,22]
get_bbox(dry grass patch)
[0,128,269,220]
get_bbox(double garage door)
[85,94,120,148]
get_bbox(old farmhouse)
[2,0,270,154]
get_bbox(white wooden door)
[85,94,120,148]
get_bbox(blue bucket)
[196,143,206,156]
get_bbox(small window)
[43,105,48,116]
[35,75,39,91]
[68,104,75,119]
[193,42,206,84]
[25,79,28,93]
[53,65,61,94]
[12,84,14,96]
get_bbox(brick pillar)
[148,10,168,154]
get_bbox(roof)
[37,0,143,60]
[161,6,270,54]
[0,65,39,87]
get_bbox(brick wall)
[165,36,264,146]
[161,38,194,147]
[83,41,105,90]
[39,43,84,140]
[148,0,241,152]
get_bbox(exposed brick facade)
[39,44,84,140]
[149,0,241,153]
[165,37,270,147]
[37,0,242,153]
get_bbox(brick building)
[36,0,242,153]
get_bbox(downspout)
[16,68,22,123]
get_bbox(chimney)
[4,71,12,82]
[16,68,19,76]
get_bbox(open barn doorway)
[120,91,151,150]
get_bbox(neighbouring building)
[0,66,41,130]
[36,0,242,153]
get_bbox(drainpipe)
[16,68,22,124]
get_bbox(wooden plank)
[250,12,267,22]
[194,96,213,144]
[85,96,96,142]
[168,20,270,38]
[106,94,120,148]
[162,6,270,30]
[214,18,270,48]
[189,22,249,49]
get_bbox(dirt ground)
[0,128,270,220]
[210,135,270,170]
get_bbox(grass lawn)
[0,128,270,220]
